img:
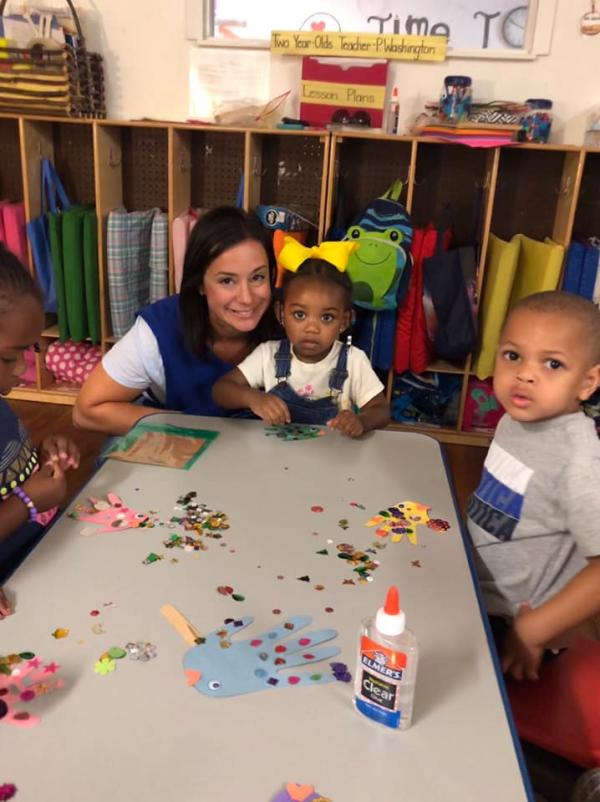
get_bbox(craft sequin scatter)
[336,543,378,582]
[125,642,157,662]
[265,424,325,441]
[0,783,17,801]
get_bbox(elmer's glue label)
[353,586,418,730]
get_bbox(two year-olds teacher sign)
[271,30,446,61]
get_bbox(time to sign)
[271,30,447,62]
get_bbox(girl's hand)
[0,587,12,618]
[327,410,365,438]
[22,463,67,512]
[249,392,291,426]
[40,435,80,472]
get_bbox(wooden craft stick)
[160,604,203,645]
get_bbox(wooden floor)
[9,400,487,512]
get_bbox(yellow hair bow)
[278,236,358,274]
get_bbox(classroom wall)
[78,0,597,145]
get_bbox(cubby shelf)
[1,112,597,444]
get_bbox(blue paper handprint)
[182,615,342,697]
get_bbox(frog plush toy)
[344,180,413,311]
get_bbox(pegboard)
[491,148,563,243]
[122,127,168,212]
[52,122,95,205]
[0,118,24,201]
[258,135,325,223]
[190,131,245,208]
[334,138,412,224]
[411,142,489,244]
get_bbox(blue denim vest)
[269,339,349,425]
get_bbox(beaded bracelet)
[11,486,38,521]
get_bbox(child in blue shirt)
[0,246,80,618]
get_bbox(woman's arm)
[73,364,163,435]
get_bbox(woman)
[73,207,279,435]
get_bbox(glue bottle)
[387,86,400,134]
[353,585,418,730]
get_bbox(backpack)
[344,179,413,311]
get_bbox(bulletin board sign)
[271,31,447,61]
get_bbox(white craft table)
[1,415,532,801]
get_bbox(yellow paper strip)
[301,80,385,109]
[271,31,447,61]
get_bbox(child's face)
[0,296,44,395]
[494,308,600,423]
[278,277,351,363]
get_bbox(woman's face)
[202,239,271,336]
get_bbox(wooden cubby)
[245,129,329,240]
[1,113,596,443]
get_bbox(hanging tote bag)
[0,200,28,264]
[62,207,88,342]
[27,159,71,313]
[508,234,564,307]
[47,213,69,340]
[82,209,101,343]
[107,207,157,339]
[472,234,520,380]
[172,209,200,293]
[149,210,169,303]
[423,223,478,363]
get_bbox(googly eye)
[135,513,146,520]
[348,226,362,239]
[389,229,400,242]
[208,680,221,691]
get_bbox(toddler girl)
[213,238,390,437]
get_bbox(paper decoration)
[69,492,150,534]
[104,422,219,470]
[162,606,341,697]
[271,783,332,802]
[365,500,450,544]
[0,656,64,727]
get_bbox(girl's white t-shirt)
[237,340,384,410]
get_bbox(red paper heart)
[286,782,314,800]
[311,21,325,31]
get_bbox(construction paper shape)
[104,422,219,469]
[271,785,331,802]
[364,500,448,545]
[69,493,149,534]
[0,657,64,727]
[181,616,340,697]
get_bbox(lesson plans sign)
[271,30,447,61]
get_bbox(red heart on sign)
[311,21,325,31]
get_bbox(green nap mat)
[83,210,101,344]
[62,207,88,342]
[47,212,69,341]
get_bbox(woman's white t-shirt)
[102,317,167,403]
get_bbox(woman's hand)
[40,435,80,471]
[327,410,365,438]
[22,463,67,512]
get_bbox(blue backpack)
[344,179,413,311]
